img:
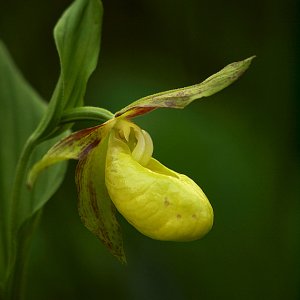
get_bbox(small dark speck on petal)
[177,214,182,219]
[164,197,170,207]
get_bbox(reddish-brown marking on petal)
[79,139,101,160]
[115,107,156,118]
[53,125,101,150]
[164,197,170,207]
[71,125,100,139]
[88,183,99,218]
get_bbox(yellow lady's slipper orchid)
[28,117,213,261]
[105,119,213,241]
[28,57,254,261]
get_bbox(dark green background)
[0,0,299,299]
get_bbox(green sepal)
[115,56,255,118]
[76,132,126,263]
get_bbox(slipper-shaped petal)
[105,129,213,242]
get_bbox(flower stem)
[6,135,38,300]
[6,211,41,300]
[60,106,114,124]
[5,106,114,299]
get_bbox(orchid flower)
[28,57,254,262]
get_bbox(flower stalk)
[60,107,114,124]
[6,135,38,300]
[6,107,114,298]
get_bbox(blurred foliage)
[0,0,299,299]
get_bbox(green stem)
[60,106,114,124]
[6,135,38,300]
[5,106,113,299]
[7,211,41,300]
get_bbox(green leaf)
[34,0,103,140]
[0,42,68,293]
[116,56,255,118]
[76,133,126,263]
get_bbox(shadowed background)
[0,0,299,299]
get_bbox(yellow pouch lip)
[105,127,213,242]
